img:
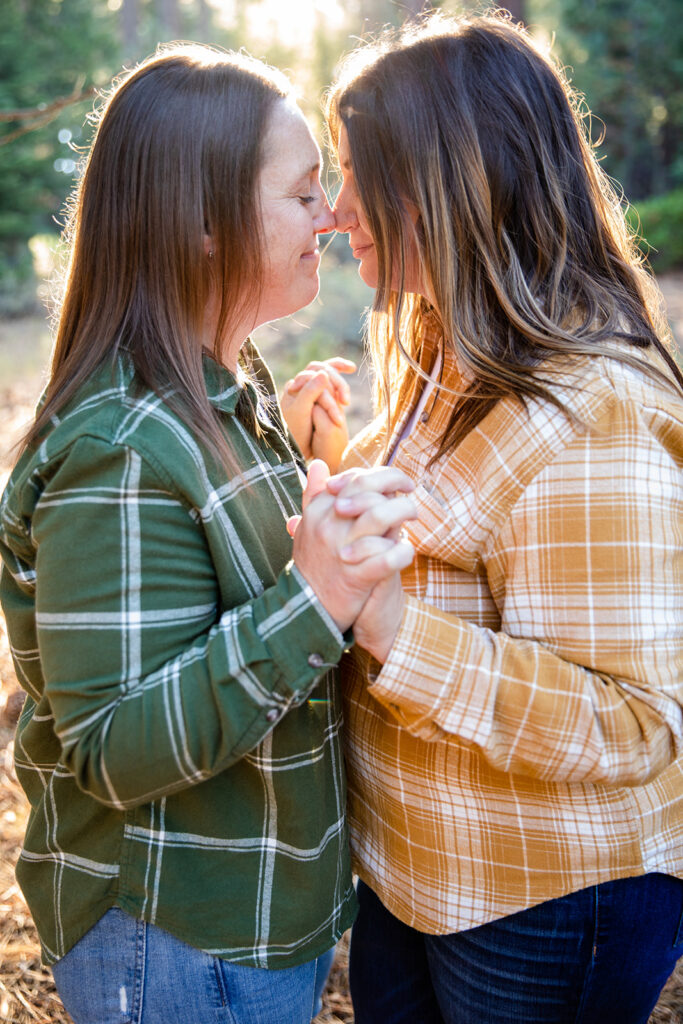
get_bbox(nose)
[314,191,336,235]
[331,180,358,235]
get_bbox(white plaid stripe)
[342,318,683,934]
[0,345,355,966]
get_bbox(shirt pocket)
[406,478,483,576]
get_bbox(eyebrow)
[295,162,320,184]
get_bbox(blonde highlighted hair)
[326,13,682,461]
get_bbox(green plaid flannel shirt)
[0,344,356,967]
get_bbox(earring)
[208,250,215,260]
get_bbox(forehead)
[260,99,320,183]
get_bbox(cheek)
[263,236,295,281]
[357,208,373,236]
[280,219,311,270]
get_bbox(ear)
[203,233,215,259]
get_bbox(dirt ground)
[1,273,683,1023]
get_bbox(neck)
[220,334,246,373]
[203,304,252,373]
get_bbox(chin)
[271,283,321,322]
[358,263,379,290]
[299,277,321,310]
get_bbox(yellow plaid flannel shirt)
[341,315,683,934]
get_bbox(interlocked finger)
[329,466,416,505]
[332,489,387,519]
[285,359,354,406]
[339,534,396,564]
[341,494,418,546]
[351,537,415,582]
[314,387,345,427]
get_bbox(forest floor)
[1,272,683,1022]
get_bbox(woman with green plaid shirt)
[0,44,416,1024]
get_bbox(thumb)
[286,514,302,537]
[302,458,331,510]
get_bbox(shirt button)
[420,411,429,423]
[308,653,324,669]
[265,708,280,723]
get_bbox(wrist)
[289,560,356,636]
[360,590,404,664]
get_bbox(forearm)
[47,564,345,808]
[354,393,683,786]
[368,595,682,786]
[30,437,346,808]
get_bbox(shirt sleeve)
[28,436,346,809]
[367,407,683,786]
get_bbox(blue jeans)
[350,874,683,1024]
[52,907,335,1024]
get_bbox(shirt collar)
[202,351,252,415]
[420,305,474,386]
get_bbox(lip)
[351,242,374,259]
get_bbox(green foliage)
[0,0,119,314]
[0,241,38,318]
[2,0,682,324]
[627,188,683,272]
[118,0,241,65]
[558,0,683,201]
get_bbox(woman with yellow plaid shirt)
[284,13,683,1024]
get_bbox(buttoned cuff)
[264,561,352,700]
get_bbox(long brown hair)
[24,44,292,463]
[326,14,683,461]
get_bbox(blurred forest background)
[1,0,683,328]
[1,1,683,1022]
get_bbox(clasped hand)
[280,357,355,471]
[291,461,417,663]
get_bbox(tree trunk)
[157,0,180,39]
[197,0,210,41]
[120,0,140,56]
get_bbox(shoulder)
[592,352,683,464]
[415,353,682,559]
[24,359,202,459]
[457,350,680,481]
[1,361,214,532]
[343,417,385,470]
